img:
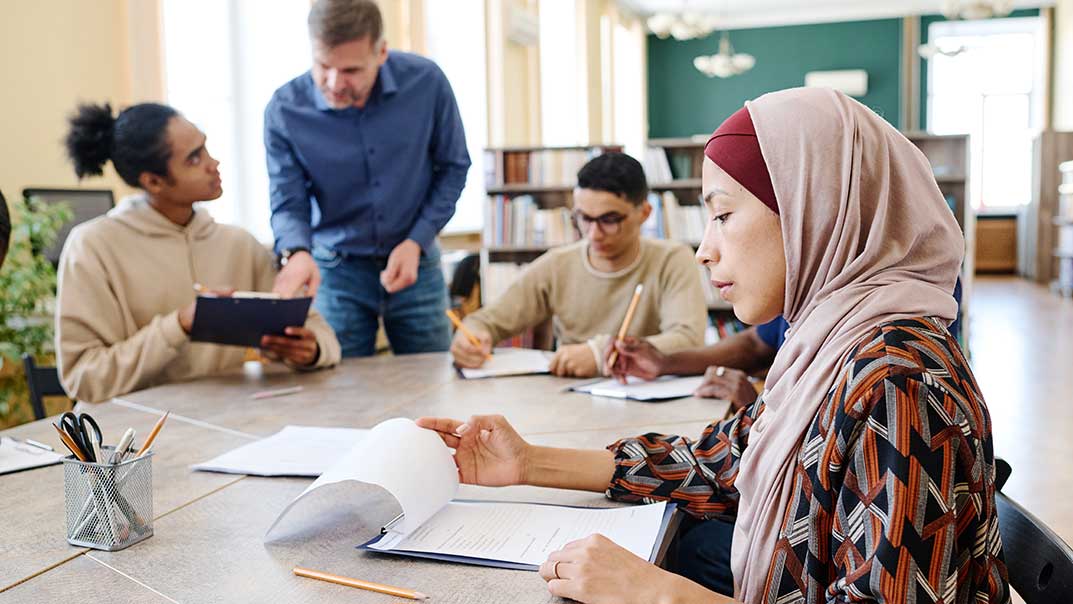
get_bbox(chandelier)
[693,30,755,78]
[646,12,718,41]
[941,0,1013,20]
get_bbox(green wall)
[647,18,904,138]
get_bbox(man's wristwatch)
[277,247,310,268]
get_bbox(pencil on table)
[293,566,428,600]
[606,283,645,371]
[444,309,493,360]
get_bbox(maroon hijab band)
[704,106,779,215]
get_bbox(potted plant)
[0,194,71,428]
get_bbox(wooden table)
[1,354,726,602]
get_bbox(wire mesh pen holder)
[63,447,154,551]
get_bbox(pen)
[112,428,136,464]
[22,438,54,452]
[250,385,304,400]
[293,567,428,601]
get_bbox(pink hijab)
[722,88,963,602]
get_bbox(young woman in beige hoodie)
[56,102,341,403]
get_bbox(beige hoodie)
[55,195,340,403]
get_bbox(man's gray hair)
[308,0,384,48]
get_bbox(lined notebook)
[458,348,552,379]
[570,375,705,401]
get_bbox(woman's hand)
[538,534,724,604]
[695,366,758,411]
[606,337,667,382]
[415,415,530,487]
[450,326,493,368]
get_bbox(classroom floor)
[969,275,1073,546]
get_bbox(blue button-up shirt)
[264,51,470,257]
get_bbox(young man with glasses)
[451,153,706,377]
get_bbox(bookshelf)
[1054,161,1073,296]
[903,133,973,349]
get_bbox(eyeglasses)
[572,210,630,236]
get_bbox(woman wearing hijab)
[417,87,1009,604]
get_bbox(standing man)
[265,0,470,357]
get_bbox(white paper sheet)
[572,375,705,401]
[0,437,63,475]
[459,348,552,379]
[191,426,367,477]
[266,418,459,537]
[369,500,667,566]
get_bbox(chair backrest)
[22,187,114,265]
[21,354,70,420]
[995,464,1073,603]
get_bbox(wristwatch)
[277,247,310,268]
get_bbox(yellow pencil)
[606,283,644,370]
[293,566,428,600]
[135,411,169,457]
[445,309,493,360]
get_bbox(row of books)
[483,195,579,247]
[487,149,611,187]
[642,191,707,244]
[641,147,704,183]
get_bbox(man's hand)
[548,344,598,378]
[260,326,320,367]
[273,251,320,298]
[450,326,493,368]
[380,239,421,293]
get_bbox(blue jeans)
[312,244,452,357]
[669,517,735,597]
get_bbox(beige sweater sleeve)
[462,255,554,344]
[644,245,707,352]
[251,243,340,369]
[56,232,188,403]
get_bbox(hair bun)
[65,103,117,179]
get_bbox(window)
[539,0,587,146]
[424,0,487,234]
[927,16,1045,212]
[163,0,312,242]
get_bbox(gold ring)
[553,560,562,580]
[716,366,726,377]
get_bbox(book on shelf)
[483,195,579,247]
[492,148,612,187]
[642,148,674,183]
[643,191,705,244]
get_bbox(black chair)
[22,187,114,266]
[22,354,71,420]
[993,458,1073,603]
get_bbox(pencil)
[53,423,88,461]
[445,309,493,360]
[293,566,428,600]
[250,385,304,400]
[606,283,645,370]
[135,411,170,457]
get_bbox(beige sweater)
[55,196,340,403]
[465,239,707,373]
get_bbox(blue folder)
[189,295,312,348]
[357,501,679,571]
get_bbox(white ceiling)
[618,0,1051,30]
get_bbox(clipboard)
[189,295,313,347]
[357,501,679,571]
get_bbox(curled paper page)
[265,418,459,538]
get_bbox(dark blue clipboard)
[357,501,679,571]
[189,295,312,348]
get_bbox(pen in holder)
[63,446,154,551]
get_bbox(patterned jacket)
[607,318,1010,603]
